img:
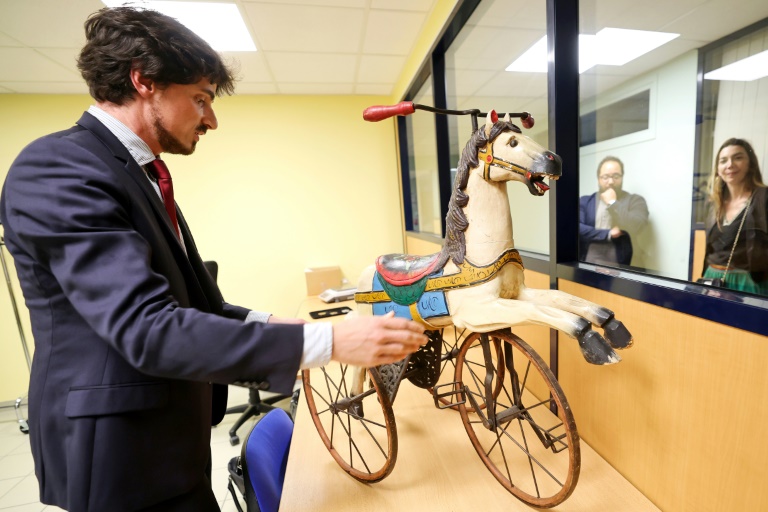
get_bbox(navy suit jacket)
[578,191,645,265]
[0,112,304,511]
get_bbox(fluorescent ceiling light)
[506,28,679,74]
[704,49,768,81]
[101,1,256,51]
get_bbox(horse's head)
[478,111,562,196]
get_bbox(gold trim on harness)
[354,248,523,304]
[479,142,528,181]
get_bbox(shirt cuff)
[301,323,333,369]
[245,310,272,323]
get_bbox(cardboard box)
[304,266,342,296]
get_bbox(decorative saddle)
[376,253,442,286]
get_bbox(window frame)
[396,0,768,338]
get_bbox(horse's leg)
[517,287,633,349]
[454,298,620,365]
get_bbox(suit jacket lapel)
[76,113,183,243]
[75,112,216,313]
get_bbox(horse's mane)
[436,121,516,268]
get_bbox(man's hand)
[600,188,617,205]
[609,226,623,238]
[267,316,306,325]
[331,311,427,367]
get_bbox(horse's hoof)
[603,318,633,349]
[577,330,621,365]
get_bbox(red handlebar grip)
[522,115,534,129]
[363,101,415,122]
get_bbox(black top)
[705,186,768,276]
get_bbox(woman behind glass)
[702,138,768,295]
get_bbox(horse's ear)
[485,110,497,137]
[503,113,510,123]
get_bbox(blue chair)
[227,407,294,512]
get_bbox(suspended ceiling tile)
[277,82,354,94]
[663,2,768,42]
[472,71,547,99]
[0,0,96,48]
[243,3,364,53]
[354,83,393,95]
[362,10,424,55]
[0,81,89,94]
[446,70,498,99]
[370,0,434,12]
[232,82,279,95]
[241,0,368,7]
[356,55,405,83]
[0,31,23,47]
[266,52,357,83]
[448,27,543,72]
[0,48,80,82]
[586,0,701,32]
[36,48,82,75]
[222,52,274,83]
[467,0,544,30]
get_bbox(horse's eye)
[509,138,519,148]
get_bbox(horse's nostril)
[546,153,554,161]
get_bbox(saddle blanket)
[371,270,449,321]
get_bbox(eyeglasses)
[599,174,623,181]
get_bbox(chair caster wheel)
[229,435,240,446]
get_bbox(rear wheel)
[455,330,580,508]
[302,364,397,482]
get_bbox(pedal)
[432,382,466,409]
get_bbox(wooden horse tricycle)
[302,103,633,508]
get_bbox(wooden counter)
[281,297,659,512]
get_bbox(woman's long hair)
[710,138,765,222]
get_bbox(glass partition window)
[574,2,768,294]
[405,79,442,236]
[695,22,768,225]
[443,0,550,255]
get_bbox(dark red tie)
[147,158,180,239]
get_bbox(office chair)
[227,407,294,512]
[225,385,292,446]
[202,260,293,446]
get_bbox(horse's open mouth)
[526,172,555,196]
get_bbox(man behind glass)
[579,156,649,266]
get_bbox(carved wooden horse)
[354,110,632,366]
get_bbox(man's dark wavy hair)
[78,7,236,104]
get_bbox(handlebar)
[362,101,534,130]
[363,101,415,122]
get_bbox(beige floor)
[0,386,285,511]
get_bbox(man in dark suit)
[0,7,426,512]
[579,156,649,266]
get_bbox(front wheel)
[302,364,397,483]
[455,330,580,508]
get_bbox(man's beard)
[152,109,202,156]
